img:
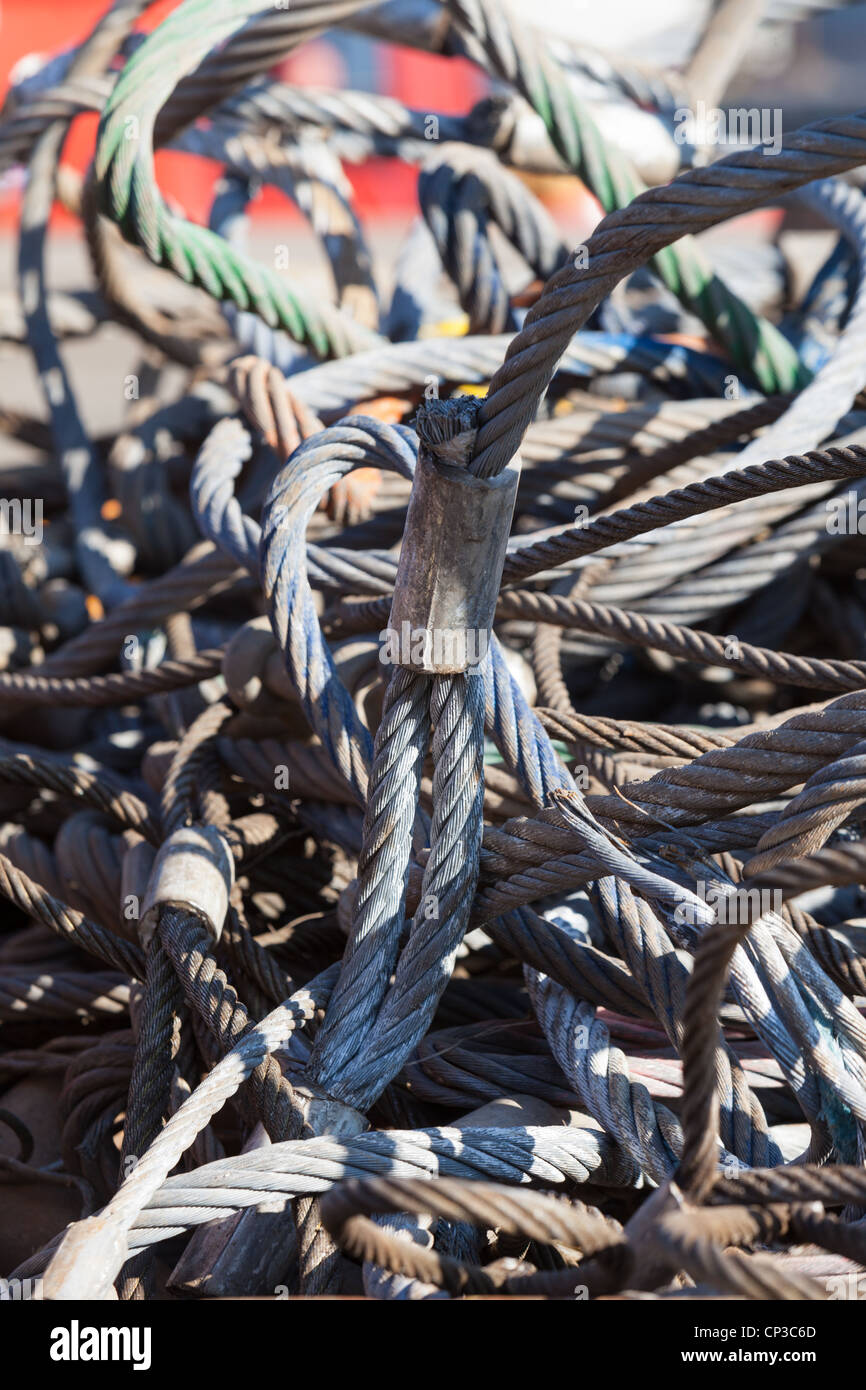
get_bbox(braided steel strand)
[420,155,512,335]
[745,841,866,899]
[527,971,682,1183]
[477,803,758,886]
[680,859,866,1149]
[335,674,486,1110]
[93,0,382,359]
[5,66,607,182]
[0,648,224,707]
[81,173,233,373]
[582,690,866,833]
[505,180,866,623]
[502,445,866,585]
[125,974,184,1134]
[321,1176,624,1296]
[676,875,813,1202]
[41,966,336,1297]
[475,695,866,911]
[293,1191,343,1294]
[747,740,866,873]
[0,850,142,977]
[580,472,850,618]
[160,699,236,836]
[0,751,158,842]
[651,1205,827,1301]
[150,1,410,146]
[189,416,258,572]
[483,639,574,806]
[480,845,834,1139]
[594,877,780,1170]
[153,1,687,144]
[471,813,774,924]
[709,1163,866,1208]
[626,479,866,632]
[531,607,574,715]
[781,901,866,1001]
[192,124,379,327]
[34,542,245,679]
[406,1024,605,1111]
[590,883,685,1042]
[209,415,460,1282]
[218,79,464,152]
[221,354,322,459]
[54,814,135,939]
[667,174,866,502]
[20,812,125,936]
[576,393,792,494]
[486,905,650,1019]
[222,32,687,128]
[495,588,866,693]
[305,668,431,1085]
[327,551,866,660]
[16,1122,636,1276]
[260,418,417,803]
[217,736,353,805]
[534,708,739,759]
[151,1121,635,1211]
[287,332,741,417]
[18,0,866,1308]
[322,443,866,664]
[58,1031,135,1194]
[446,0,806,395]
[0,978,129,1027]
[156,908,306,1143]
[676,997,749,1210]
[788,1207,866,1268]
[0,824,67,905]
[418,142,566,334]
[523,464,866,627]
[0,15,470,173]
[0,76,112,174]
[220,893,295,1006]
[470,114,866,480]
[190,393,399,592]
[16,0,151,606]
[483,790,715,929]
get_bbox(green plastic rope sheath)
[94,0,382,359]
[447,0,808,395]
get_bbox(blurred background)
[2,0,866,234]
[1,0,865,439]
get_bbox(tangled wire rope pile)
[2,0,866,1309]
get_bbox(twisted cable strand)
[471,112,866,478]
[747,740,866,873]
[94,0,382,358]
[447,0,807,396]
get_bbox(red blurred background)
[0,0,487,230]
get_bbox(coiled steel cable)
[8,0,866,1309]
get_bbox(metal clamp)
[139,825,234,949]
[386,399,520,674]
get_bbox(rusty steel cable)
[2,0,866,1310]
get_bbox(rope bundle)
[1,0,866,1304]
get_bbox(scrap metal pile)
[3,0,866,1301]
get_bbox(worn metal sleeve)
[386,447,520,673]
[139,825,235,949]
